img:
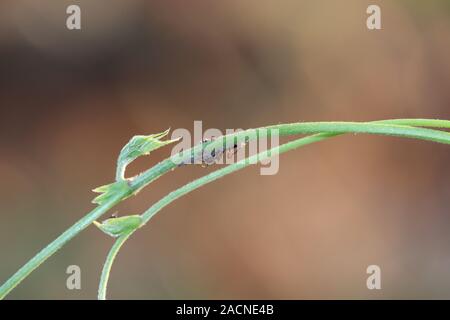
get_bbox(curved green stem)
[98,232,132,300]
[98,118,450,299]
[1,119,450,299]
[0,191,129,300]
[141,133,334,223]
[99,133,333,299]
[129,120,450,191]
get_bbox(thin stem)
[0,191,129,300]
[99,133,332,299]
[141,133,334,223]
[1,119,450,299]
[98,120,450,298]
[98,232,132,300]
[129,120,450,191]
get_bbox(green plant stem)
[98,232,132,300]
[129,120,450,191]
[139,134,332,224]
[98,118,450,299]
[0,191,129,300]
[1,119,450,299]
[139,120,450,226]
[98,133,334,299]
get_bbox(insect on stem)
[177,138,247,167]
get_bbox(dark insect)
[178,138,246,167]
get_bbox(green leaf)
[93,215,143,238]
[92,180,131,205]
[116,129,180,180]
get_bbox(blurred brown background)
[0,0,449,299]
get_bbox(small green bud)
[93,215,143,238]
[92,180,131,205]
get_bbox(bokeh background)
[1,0,450,299]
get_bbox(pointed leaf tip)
[93,215,143,238]
[92,180,131,205]
[116,128,181,180]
